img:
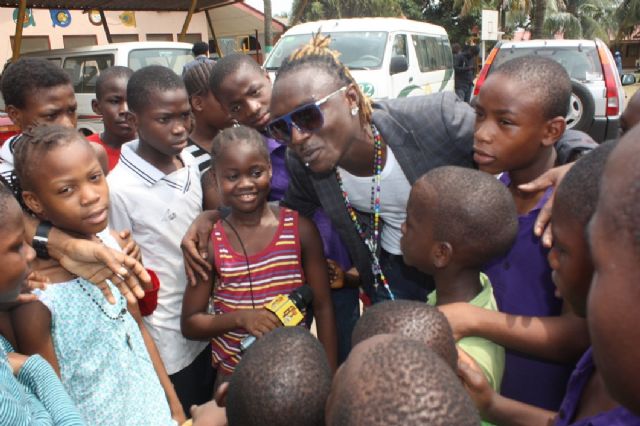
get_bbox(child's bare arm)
[202,169,220,211]
[458,348,556,426]
[439,303,589,363]
[181,239,280,340]
[298,215,338,372]
[127,301,186,424]
[11,302,60,376]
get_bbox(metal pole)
[11,0,27,61]
[99,10,113,43]
[179,0,199,42]
[205,9,222,57]
[481,40,486,66]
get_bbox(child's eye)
[251,170,263,178]
[499,119,513,126]
[226,174,238,181]
[251,89,261,97]
[58,186,73,195]
[230,105,241,113]
[90,172,103,182]
[157,117,169,124]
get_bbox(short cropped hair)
[598,126,640,255]
[492,55,571,119]
[126,65,185,114]
[211,125,269,167]
[209,53,263,95]
[351,300,457,369]
[327,335,479,425]
[1,57,71,108]
[554,140,618,226]
[416,166,518,267]
[226,327,331,426]
[13,125,86,191]
[0,181,18,228]
[192,41,209,56]
[95,66,133,100]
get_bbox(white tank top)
[337,145,411,255]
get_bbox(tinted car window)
[492,46,602,81]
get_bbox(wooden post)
[99,10,113,43]
[205,10,223,57]
[179,0,199,42]
[11,0,27,61]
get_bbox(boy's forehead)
[25,83,75,104]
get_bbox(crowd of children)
[0,30,640,425]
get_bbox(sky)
[244,0,294,17]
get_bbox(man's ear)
[431,241,453,269]
[6,105,24,130]
[345,84,360,112]
[91,99,101,115]
[22,190,46,219]
[542,116,567,147]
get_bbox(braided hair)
[276,33,373,125]
[183,61,215,98]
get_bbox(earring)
[305,162,310,168]
[231,119,240,128]
[351,106,359,116]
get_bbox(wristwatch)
[32,221,53,260]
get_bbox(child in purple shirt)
[459,140,640,425]
[441,55,589,411]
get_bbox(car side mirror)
[390,55,408,75]
[621,73,637,86]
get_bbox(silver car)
[475,39,625,142]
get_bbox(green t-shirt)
[427,273,505,392]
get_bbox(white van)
[263,18,454,100]
[18,42,194,135]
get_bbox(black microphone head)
[290,285,313,309]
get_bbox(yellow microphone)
[240,285,313,351]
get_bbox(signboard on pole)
[481,10,499,41]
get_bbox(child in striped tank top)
[182,126,337,384]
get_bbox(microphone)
[240,285,313,351]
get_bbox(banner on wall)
[12,8,36,28]
[119,11,136,27]
[50,9,72,27]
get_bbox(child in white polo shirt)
[107,65,214,413]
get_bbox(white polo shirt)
[0,134,20,185]
[107,140,207,375]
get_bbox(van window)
[413,34,450,71]
[63,55,114,94]
[265,31,388,70]
[392,34,409,65]
[129,48,193,75]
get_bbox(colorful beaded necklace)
[335,123,395,300]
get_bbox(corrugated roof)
[0,0,239,12]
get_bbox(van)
[263,18,454,100]
[7,42,194,135]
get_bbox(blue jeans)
[372,250,435,303]
[330,287,360,364]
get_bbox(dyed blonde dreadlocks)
[277,33,373,125]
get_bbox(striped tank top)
[211,207,305,374]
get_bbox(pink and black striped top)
[210,207,305,374]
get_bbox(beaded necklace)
[77,279,133,348]
[335,123,395,300]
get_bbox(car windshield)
[492,45,602,81]
[264,31,388,70]
[129,48,194,75]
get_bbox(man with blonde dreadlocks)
[183,35,593,304]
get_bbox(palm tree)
[615,0,640,39]
[290,0,403,22]
[542,0,616,40]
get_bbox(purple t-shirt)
[265,137,352,270]
[554,347,640,426]
[483,172,574,411]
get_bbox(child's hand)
[457,347,495,417]
[238,309,281,337]
[190,400,227,426]
[327,259,345,289]
[7,352,29,376]
[119,229,142,262]
[181,210,220,286]
[437,302,480,341]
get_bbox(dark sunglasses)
[266,86,347,144]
